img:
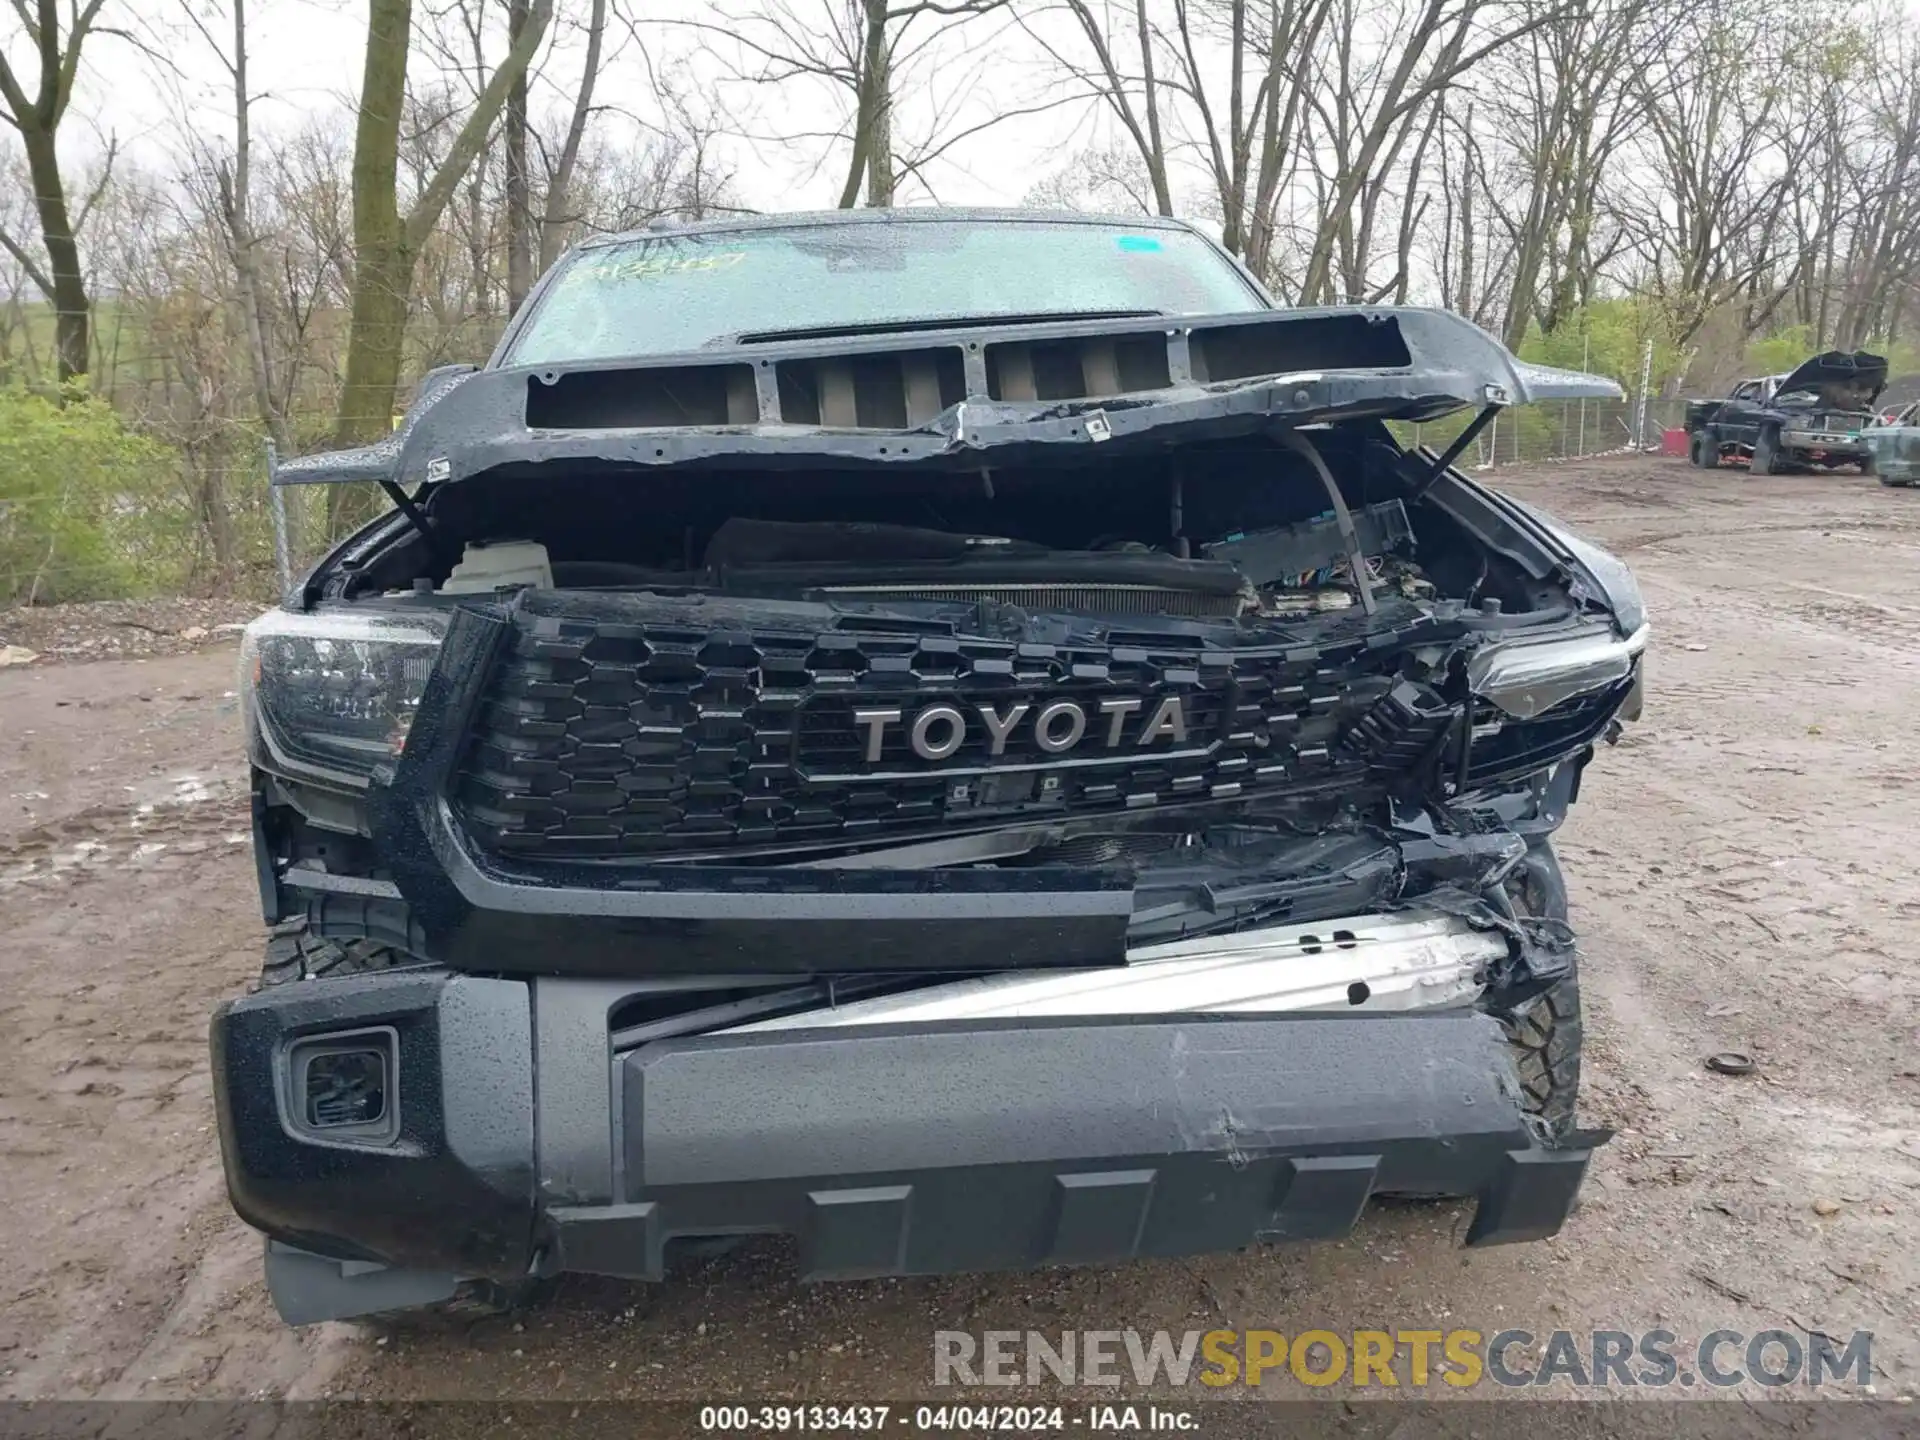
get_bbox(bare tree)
[1293,0,1559,305]
[667,0,1022,209]
[1165,0,1333,271]
[0,0,118,379]
[536,0,608,272]
[168,0,293,451]
[1619,2,1808,346]
[1478,0,1653,347]
[1023,0,1178,216]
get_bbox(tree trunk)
[338,0,413,447]
[220,0,293,455]
[196,463,238,587]
[841,0,891,206]
[21,128,88,382]
[332,0,551,473]
[538,0,606,272]
[505,0,533,311]
[1135,0,1173,214]
[336,237,412,445]
[329,237,410,533]
[226,197,290,454]
[1456,120,1476,320]
[865,21,895,206]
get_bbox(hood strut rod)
[1272,427,1377,616]
[378,480,454,565]
[1412,404,1499,498]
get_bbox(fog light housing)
[287,1029,398,1144]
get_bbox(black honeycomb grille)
[453,599,1444,859]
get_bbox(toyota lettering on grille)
[852,696,1190,763]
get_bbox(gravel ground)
[0,455,1915,1417]
[0,597,263,664]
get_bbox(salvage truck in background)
[1860,399,1920,487]
[1684,350,1887,474]
[213,209,1648,1326]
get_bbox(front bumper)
[1780,428,1869,458]
[214,966,1603,1326]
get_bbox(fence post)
[267,441,292,596]
[1577,332,1589,458]
[1633,338,1654,450]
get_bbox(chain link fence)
[0,445,337,609]
[1396,397,1688,471]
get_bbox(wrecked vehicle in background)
[210,210,1647,1326]
[1685,350,1887,473]
[1861,399,1920,487]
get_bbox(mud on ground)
[0,456,1915,1411]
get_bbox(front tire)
[1751,428,1781,475]
[1489,840,1582,1141]
[1493,975,1583,1142]
[256,918,422,989]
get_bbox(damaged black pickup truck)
[213,209,1648,1326]
[1685,350,1887,474]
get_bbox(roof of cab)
[582,207,1209,250]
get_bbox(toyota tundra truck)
[213,209,1646,1325]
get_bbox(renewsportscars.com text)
[932,1328,1874,1390]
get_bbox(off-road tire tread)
[1495,975,1582,1141]
[257,919,415,990]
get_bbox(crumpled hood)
[275,305,1622,489]
[1775,350,1888,409]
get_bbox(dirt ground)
[1,455,1916,1413]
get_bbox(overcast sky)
[41,0,1099,217]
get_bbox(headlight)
[1467,621,1649,719]
[242,607,449,783]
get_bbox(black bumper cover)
[214,969,1603,1323]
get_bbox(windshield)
[505,219,1265,365]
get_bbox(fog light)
[306,1050,385,1127]
[287,1029,398,1143]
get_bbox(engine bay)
[335,425,1559,628]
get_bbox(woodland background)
[4,0,1919,601]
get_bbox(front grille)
[816,584,1245,619]
[453,595,1452,860]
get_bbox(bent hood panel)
[1775,350,1888,410]
[275,306,1622,489]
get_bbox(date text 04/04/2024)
[697,1405,1198,1431]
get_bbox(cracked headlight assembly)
[242,607,449,784]
[1467,622,1649,719]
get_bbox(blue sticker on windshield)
[1116,235,1162,252]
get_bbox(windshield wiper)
[728,309,1166,345]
